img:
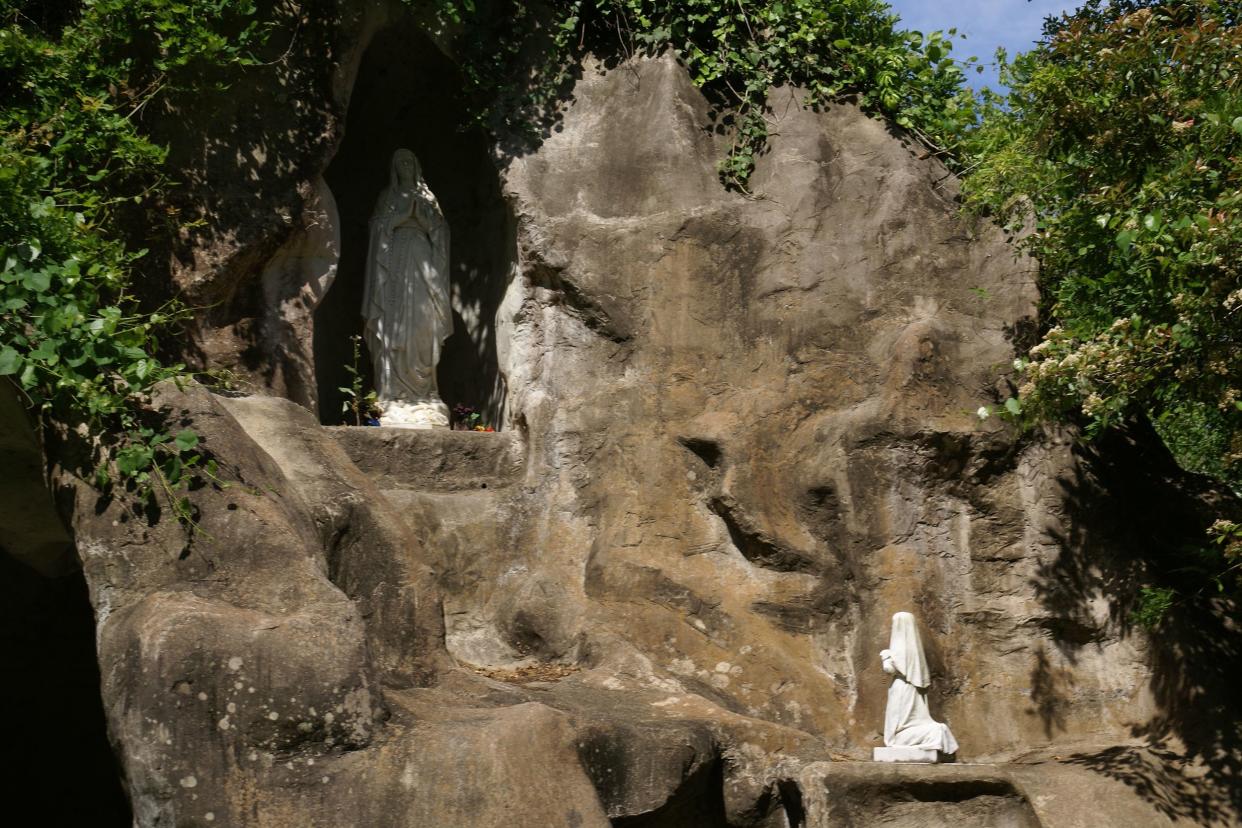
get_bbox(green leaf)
[173,429,200,452]
[1115,230,1136,254]
[1004,397,1022,416]
[22,269,51,292]
[116,446,153,476]
[164,455,183,485]
[1232,116,1242,135]
[0,347,22,375]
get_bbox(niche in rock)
[317,20,515,429]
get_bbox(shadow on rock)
[1034,421,1242,822]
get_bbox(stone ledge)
[328,427,525,492]
[817,761,1042,826]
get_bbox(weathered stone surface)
[801,760,1183,828]
[23,8,1240,825]
[329,426,525,491]
[252,176,341,410]
[216,394,450,686]
[495,52,1137,757]
[49,387,381,824]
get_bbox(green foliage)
[1209,517,1242,572]
[1153,399,1238,481]
[340,334,378,426]
[426,0,975,188]
[1132,518,1241,627]
[961,1,1242,492]
[1132,585,1177,628]
[0,0,265,516]
[962,1,1242,616]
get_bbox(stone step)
[807,762,1043,827]
[327,426,524,492]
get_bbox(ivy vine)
[0,0,266,518]
[426,0,976,188]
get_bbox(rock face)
[493,54,1142,755]
[24,5,1240,827]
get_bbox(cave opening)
[0,389,131,824]
[317,18,516,430]
[0,552,131,824]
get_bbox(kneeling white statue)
[362,148,452,429]
[874,611,959,762]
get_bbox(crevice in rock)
[751,598,827,633]
[678,436,722,469]
[526,257,631,343]
[795,482,846,549]
[709,496,819,574]
[827,778,1042,827]
[505,609,553,659]
[750,569,855,632]
[1027,615,1105,646]
[609,756,729,828]
[777,778,807,827]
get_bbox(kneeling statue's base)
[873,747,942,763]
[380,399,449,430]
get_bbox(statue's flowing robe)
[883,676,959,753]
[362,181,451,404]
[883,612,959,754]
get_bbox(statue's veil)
[888,611,931,688]
[388,148,421,193]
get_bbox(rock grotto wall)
[32,2,1241,825]
[489,54,1147,754]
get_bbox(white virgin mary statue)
[880,611,959,755]
[362,148,452,429]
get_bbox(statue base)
[873,747,941,763]
[380,399,449,430]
